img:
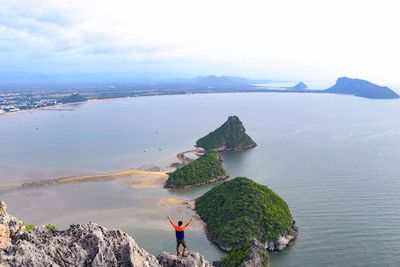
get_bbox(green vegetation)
[58,93,87,103]
[196,177,293,248]
[222,239,270,267]
[166,150,228,188]
[196,116,256,151]
[24,224,35,232]
[45,224,59,232]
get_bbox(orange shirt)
[173,224,186,231]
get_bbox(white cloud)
[0,0,399,83]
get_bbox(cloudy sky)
[0,0,399,83]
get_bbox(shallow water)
[1,93,400,266]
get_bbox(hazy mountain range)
[0,72,397,99]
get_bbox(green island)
[196,177,296,250]
[165,150,228,189]
[196,116,257,151]
[221,239,270,267]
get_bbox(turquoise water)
[1,93,400,266]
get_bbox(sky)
[0,0,399,84]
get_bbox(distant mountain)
[325,77,399,99]
[196,116,257,151]
[288,82,308,91]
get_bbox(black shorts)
[176,240,187,247]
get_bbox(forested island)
[196,116,257,151]
[165,150,228,189]
[196,177,297,251]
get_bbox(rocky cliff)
[0,222,160,266]
[0,201,214,267]
[215,238,270,267]
[0,201,25,249]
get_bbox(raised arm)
[167,216,174,226]
[185,217,194,228]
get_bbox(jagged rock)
[0,201,25,249]
[265,221,298,251]
[157,251,213,267]
[240,239,270,267]
[1,201,219,267]
[0,220,160,266]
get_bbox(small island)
[288,82,308,91]
[196,116,257,151]
[196,177,297,251]
[165,150,228,189]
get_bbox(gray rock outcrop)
[214,238,270,267]
[0,201,217,267]
[157,251,213,267]
[265,221,298,251]
[0,201,25,249]
[0,221,161,266]
[240,239,270,267]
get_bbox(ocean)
[1,92,400,266]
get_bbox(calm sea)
[1,93,400,266]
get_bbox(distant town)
[0,92,59,113]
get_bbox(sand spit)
[158,197,188,207]
[121,174,167,189]
[18,169,168,189]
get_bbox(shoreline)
[0,89,367,117]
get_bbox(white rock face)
[0,201,25,249]
[0,201,216,267]
[157,251,213,267]
[0,206,161,267]
[265,221,298,251]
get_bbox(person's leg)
[182,240,188,256]
[176,241,181,256]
